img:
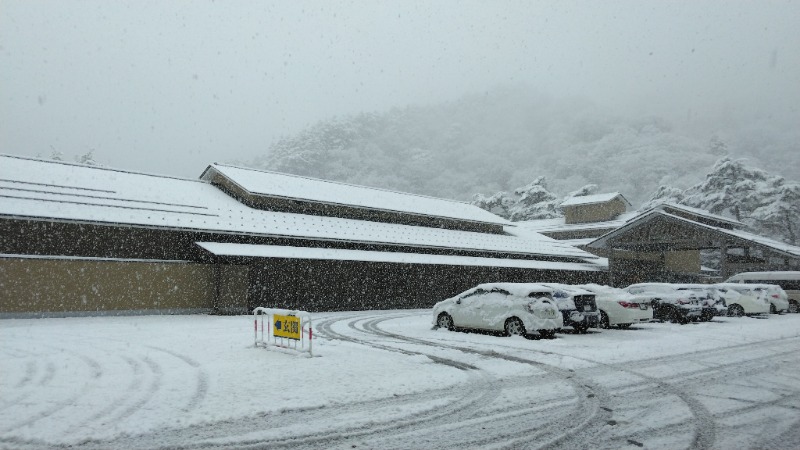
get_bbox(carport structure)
[586,204,800,287]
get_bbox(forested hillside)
[244,86,799,211]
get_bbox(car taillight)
[617,301,640,309]
[676,299,690,305]
[772,294,780,299]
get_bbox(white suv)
[724,271,800,313]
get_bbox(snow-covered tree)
[681,157,775,222]
[564,184,599,200]
[749,183,800,245]
[472,177,563,221]
[76,151,99,166]
[471,191,515,218]
[642,157,800,245]
[509,177,562,221]
[639,185,685,211]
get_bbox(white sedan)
[714,283,771,316]
[577,284,653,328]
[432,283,563,338]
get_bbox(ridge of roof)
[208,163,475,207]
[0,153,207,184]
[205,163,511,226]
[653,202,742,226]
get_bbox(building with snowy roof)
[0,154,605,317]
[518,195,800,287]
[586,203,800,286]
[560,192,631,225]
[516,193,635,248]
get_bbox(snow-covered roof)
[201,163,510,226]
[643,203,742,227]
[588,209,800,259]
[560,192,631,208]
[516,212,639,234]
[196,243,604,272]
[0,154,597,260]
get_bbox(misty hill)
[245,87,799,208]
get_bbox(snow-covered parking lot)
[3,311,800,449]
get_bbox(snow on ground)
[2,311,800,449]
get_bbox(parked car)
[675,285,728,321]
[624,283,702,324]
[540,283,600,333]
[713,283,771,316]
[432,283,563,338]
[724,271,800,313]
[575,284,652,328]
[752,284,791,314]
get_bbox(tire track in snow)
[0,348,102,433]
[104,355,163,425]
[322,313,610,448]
[342,314,614,450]
[0,361,38,413]
[64,355,143,436]
[145,345,209,412]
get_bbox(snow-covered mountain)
[243,87,798,209]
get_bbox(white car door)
[451,289,484,328]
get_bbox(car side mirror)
[456,299,461,305]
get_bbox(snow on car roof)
[560,192,631,208]
[0,154,599,260]
[466,282,555,296]
[538,283,594,296]
[203,163,510,226]
[196,243,604,271]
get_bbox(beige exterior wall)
[215,264,250,313]
[665,250,701,272]
[564,198,627,224]
[0,257,215,315]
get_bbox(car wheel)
[728,304,745,317]
[574,324,590,334]
[616,323,632,329]
[537,329,556,339]
[789,300,798,314]
[769,304,777,314]
[504,317,526,337]
[437,313,454,330]
[599,311,610,329]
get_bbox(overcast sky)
[1,0,798,178]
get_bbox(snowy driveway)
[2,312,800,449]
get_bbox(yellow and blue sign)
[274,314,301,340]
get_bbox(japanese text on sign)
[274,314,301,340]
